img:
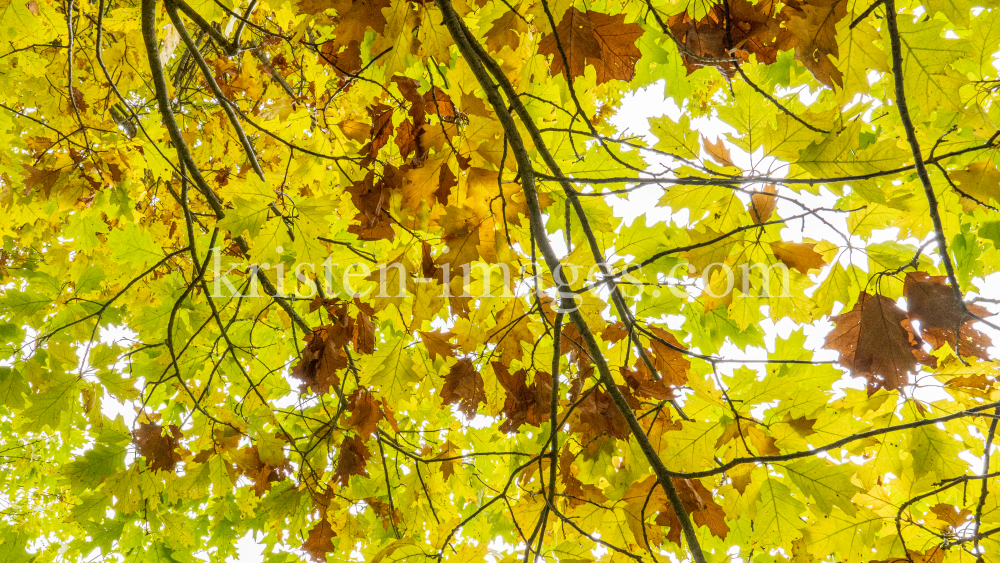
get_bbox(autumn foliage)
[3,0,1000,562]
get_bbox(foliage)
[1,0,1000,561]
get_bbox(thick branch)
[883,0,964,305]
[433,1,708,561]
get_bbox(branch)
[974,408,999,554]
[669,400,1000,479]
[432,1,708,561]
[883,0,965,306]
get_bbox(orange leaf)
[420,330,458,361]
[701,135,736,168]
[769,241,827,273]
[750,184,778,224]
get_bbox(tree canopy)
[2,0,1000,561]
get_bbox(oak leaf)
[292,325,348,394]
[234,445,290,496]
[485,8,528,53]
[770,241,827,274]
[326,0,392,47]
[302,517,337,562]
[951,160,1000,207]
[344,388,384,439]
[654,478,730,544]
[824,292,923,393]
[440,358,486,417]
[538,8,643,84]
[573,386,635,444]
[777,0,847,88]
[493,362,551,433]
[750,184,778,224]
[335,435,372,486]
[647,326,692,386]
[668,0,779,75]
[702,135,737,168]
[132,422,183,473]
[420,330,458,362]
[903,272,991,360]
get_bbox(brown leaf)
[824,292,923,393]
[352,310,376,354]
[621,365,675,401]
[420,330,458,361]
[346,167,398,241]
[436,159,457,204]
[440,358,486,417]
[946,374,993,390]
[929,503,972,530]
[292,325,348,394]
[334,434,371,486]
[777,0,847,88]
[319,40,362,78]
[647,327,691,386]
[573,386,635,444]
[302,517,337,562]
[769,241,827,274]
[423,87,455,119]
[668,0,779,75]
[363,104,395,160]
[234,445,290,496]
[538,8,644,85]
[133,421,183,473]
[701,135,736,168]
[326,0,392,47]
[602,321,630,343]
[654,478,730,544]
[71,87,89,112]
[493,362,552,433]
[22,165,61,198]
[344,388,383,439]
[904,271,992,361]
[750,184,778,224]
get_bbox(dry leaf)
[750,184,778,223]
[538,8,644,84]
[824,292,923,393]
[904,271,992,360]
[440,358,486,417]
[702,135,737,168]
[770,241,827,273]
